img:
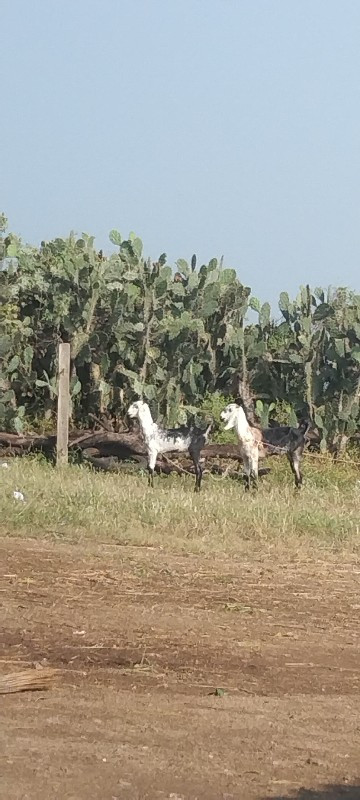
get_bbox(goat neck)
[136,403,157,441]
[234,406,253,438]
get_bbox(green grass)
[0,455,359,556]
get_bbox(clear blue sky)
[1,0,360,312]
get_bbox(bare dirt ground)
[1,537,360,800]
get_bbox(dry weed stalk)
[0,667,57,695]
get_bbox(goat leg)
[148,450,157,488]
[189,447,202,493]
[287,449,303,489]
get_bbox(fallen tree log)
[0,426,325,464]
[71,431,145,457]
[83,453,185,476]
[0,429,245,462]
[0,429,87,452]
[83,452,271,482]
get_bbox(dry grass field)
[1,455,360,554]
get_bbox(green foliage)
[255,399,276,428]
[0,219,359,451]
[197,392,237,443]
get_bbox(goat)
[127,400,212,492]
[220,403,260,490]
[220,402,310,490]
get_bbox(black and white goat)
[220,402,310,490]
[127,400,211,492]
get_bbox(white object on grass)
[13,491,25,501]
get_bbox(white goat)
[220,401,310,489]
[127,400,211,492]
[220,402,260,490]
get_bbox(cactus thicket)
[0,217,359,452]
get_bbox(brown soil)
[1,536,360,800]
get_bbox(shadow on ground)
[264,784,360,800]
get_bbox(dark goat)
[261,419,310,488]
